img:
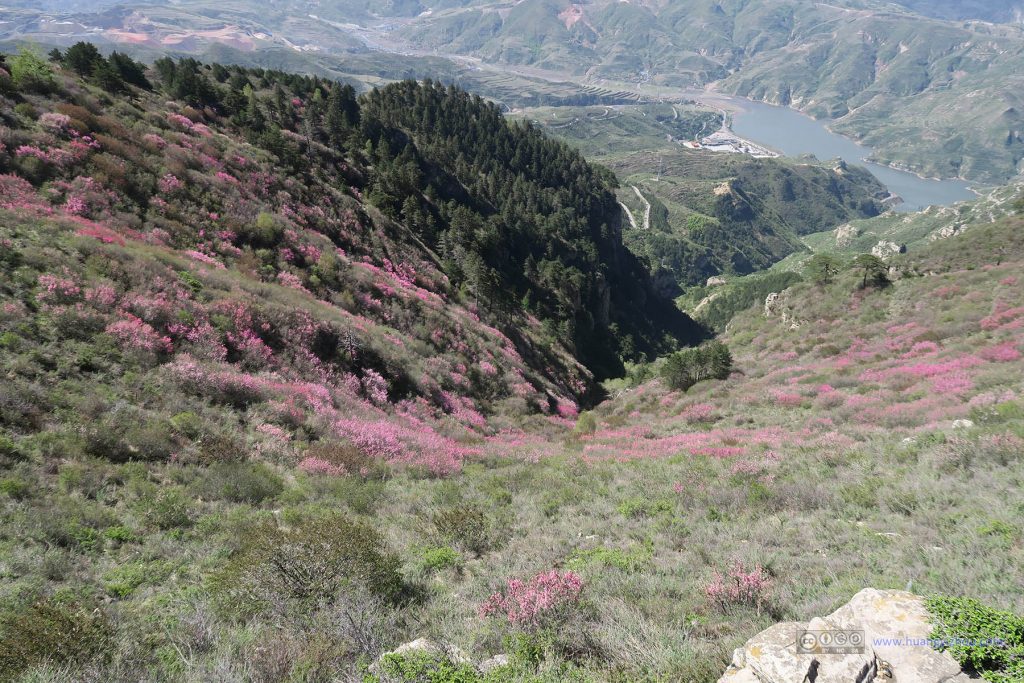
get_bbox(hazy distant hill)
[2,0,1024,182]
[885,0,1024,23]
[402,0,1024,183]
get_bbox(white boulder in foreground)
[719,588,978,682]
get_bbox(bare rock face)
[834,223,861,247]
[717,588,975,683]
[930,224,965,242]
[872,240,905,260]
[707,276,728,287]
[764,292,803,330]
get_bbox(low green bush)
[566,541,653,573]
[417,545,462,572]
[102,560,172,598]
[192,462,283,504]
[138,488,191,530]
[212,515,405,618]
[0,477,30,500]
[376,650,483,683]
[432,503,497,556]
[34,498,118,552]
[0,598,112,680]
[925,595,1024,682]
[616,497,673,518]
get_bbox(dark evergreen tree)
[108,52,152,90]
[64,42,102,77]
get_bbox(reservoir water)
[724,97,977,212]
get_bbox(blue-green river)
[726,97,977,212]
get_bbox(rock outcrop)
[872,240,906,260]
[764,292,804,330]
[930,224,966,242]
[834,223,861,248]
[718,588,976,683]
[373,638,505,679]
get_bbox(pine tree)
[805,253,842,286]
[852,254,890,289]
[93,58,129,94]
[64,41,102,77]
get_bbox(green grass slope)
[2,194,1022,682]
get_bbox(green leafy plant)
[0,598,112,679]
[432,503,496,556]
[417,545,462,572]
[376,650,482,683]
[213,515,405,618]
[925,595,1024,682]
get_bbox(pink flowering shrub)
[158,174,184,194]
[771,390,804,408]
[705,561,772,614]
[904,341,939,357]
[39,112,71,132]
[106,314,173,354]
[980,306,1024,331]
[0,174,44,211]
[37,273,81,303]
[691,446,745,458]
[334,419,406,460]
[167,112,195,130]
[361,369,389,406]
[276,271,308,293]
[980,342,1021,363]
[64,196,87,215]
[142,133,167,149]
[184,250,225,269]
[555,399,579,419]
[479,569,584,630]
[297,457,345,477]
[681,403,716,423]
[84,285,118,308]
[932,373,973,395]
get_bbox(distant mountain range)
[2,0,1023,183]
[885,0,1024,23]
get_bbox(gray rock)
[872,240,905,260]
[479,654,509,673]
[717,588,970,683]
[373,638,474,678]
[929,224,964,241]
[764,291,804,329]
[834,223,861,247]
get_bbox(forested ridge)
[150,57,702,378]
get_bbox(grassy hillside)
[0,47,710,489]
[1,42,1023,683]
[2,183,1022,681]
[764,181,1024,279]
